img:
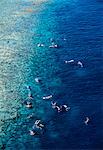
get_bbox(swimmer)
[65,60,75,64]
[61,105,71,112]
[37,43,44,47]
[26,86,33,100]
[77,61,83,68]
[34,120,41,125]
[51,101,57,109]
[29,129,36,136]
[43,95,53,100]
[49,44,58,48]
[55,106,61,112]
[27,85,30,90]
[84,117,90,125]
[33,120,44,130]
[35,77,41,83]
[25,101,33,108]
[38,123,44,129]
[49,42,58,48]
[51,101,61,112]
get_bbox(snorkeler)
[77,61,83,68]
[84,117,90,125]
[37,43,44,47]
[51,101,57,109]
[25,101,33,108]
[35,77,41,83]
[30,120,44,136]
[51,101,70,113]
[43,95,53,100]
[55,106,61,112]
[65,59,83,68]
[26,86,33,100]
[65,60,75,64]
[60,105,70,112]
[33,120,44,130]
[51,101,61,112]
[29,129,36,136]
[49,42,59,48]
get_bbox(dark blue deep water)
[0,0,103,149]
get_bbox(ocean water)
[0,0,103,149]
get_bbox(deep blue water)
[37,0,103,149]
[0,0,103,149]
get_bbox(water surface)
[0,0,103,149]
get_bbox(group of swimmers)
[22,38,90,136]
[29,120,45,136]
[22,82,90,136]
[37,39,83,68]
[65,59,83,68]
[22,85,45,135]
[51,101,70,113]
[22,86,33,108]
[42,94,70,113]
[37,42,58,48]
[37,38,59,49]
[22,81,72,136]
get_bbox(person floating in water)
[51,102,70,113]
[77,61,83,68]
[26,101,33,108]
[35,77,41,83]
[30,120,44,136]
[22,101,33,108]
[55,106,61,112]
[51,101,61,112]
[65,60,75,64]
[51,101,57,108]
[43,95,53,100]
[26,86,33,100]
[37,43,44,47]
[60,105,71,112]
[33,120,44,130]
[84,117,90,125]
[65,59,83,68]
[49,42,59,48]
[29,129,37,136]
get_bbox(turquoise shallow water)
[0,0,103,149]
[0,0,61,149]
